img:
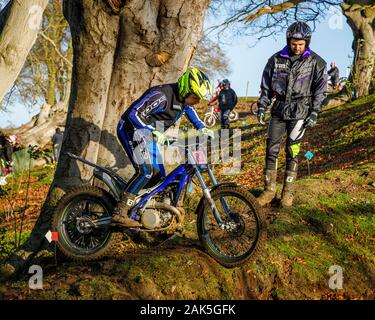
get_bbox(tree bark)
[62,40,73,106]
[97,0,211,177]
[0,0,49,103]
[0,0,210,279]
[341,1,375,98]
[46,41,58,106]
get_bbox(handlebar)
[163,135,213,149]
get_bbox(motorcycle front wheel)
[228,110,238,122]
[204,113,217,128]
[196,185,266,267]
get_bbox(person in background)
[52,128,64,162]
[208,79,223,106]
[218,79,238,129]
[0,134,18,182]
[328,62,340,90]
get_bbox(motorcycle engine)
[141,208,172,230]
[141,191,175,230]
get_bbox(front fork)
[194,164,232,226]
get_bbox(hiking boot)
[257,169,277,206]
[280,170,297,207]
[111,192,141,227]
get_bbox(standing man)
[219,79,238,129]
[52,128,64,162]
[328,62,340,90]
[256,21,327,207]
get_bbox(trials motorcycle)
[52,137,265,267]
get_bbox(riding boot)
[280,170,297,207]
[111,192,141,227]
[257,169,277,206]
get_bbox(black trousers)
[331,76,339,88]
[220,108,232,128]
[265,116,305,173]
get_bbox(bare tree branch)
[207,0,342,42]
[38,31,72,68]
[241,0,306,23]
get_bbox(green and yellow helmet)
[178,68,213,99]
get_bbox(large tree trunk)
[371,59,375,93]
[0,0,210,279]
[97,0,210,177]
[341,1,375,98]
[0,0,49,103]
[322,1,374,107]
[62,40,73,106]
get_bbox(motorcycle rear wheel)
[52,185,116,261]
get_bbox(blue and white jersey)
[122,83,205,131]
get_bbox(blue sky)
[207,8,353,97]
[0,5,353,128]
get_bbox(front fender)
[209,182,239,193]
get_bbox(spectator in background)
[52,128,64,162]
[0,134,18,179]
[328,62,340,90]
[218,79,238,129]
[208,79,223,106]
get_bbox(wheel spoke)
[60,196,111,253]
[202,191,260,259]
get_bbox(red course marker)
[45,230,59,243]
[52,231,58,241]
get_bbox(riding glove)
[304,111,318,128]
[257,107,266,125]
[199,128,215,139]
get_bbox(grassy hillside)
[0,95,374,300]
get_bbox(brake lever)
[165,138,177,146]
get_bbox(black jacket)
[258,46,327,120]
[219,88,238,110]
[328,66,339,81]
[0,136,13,163]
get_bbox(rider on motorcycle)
[112,68,214,227]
